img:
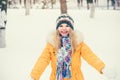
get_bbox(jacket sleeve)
[80,42,105,73]
[30,43,52,80]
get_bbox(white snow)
[0,3,120,80]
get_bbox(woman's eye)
[59,25,63,27]
[66,25,69,27]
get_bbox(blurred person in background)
[0,0,7,48]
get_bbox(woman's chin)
[61,34,68,37]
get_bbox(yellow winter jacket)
[30,31,105,80]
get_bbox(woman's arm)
[80,42,105,73]
[30,43,52,80]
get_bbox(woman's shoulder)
[46,30,56,47]
[74,30,84,45]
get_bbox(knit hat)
[56,14,74,30]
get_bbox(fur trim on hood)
[46,30,84,48]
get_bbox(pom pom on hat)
[56,14,74,30]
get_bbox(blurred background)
[0,0,120,80]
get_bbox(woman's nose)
[62,26,66,29]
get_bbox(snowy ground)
[0,4,120,80]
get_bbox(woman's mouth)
[60,31,69,36]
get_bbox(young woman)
[30,14,116,80]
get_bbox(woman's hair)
[53,28,78,53]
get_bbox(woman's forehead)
[60,23,69,26]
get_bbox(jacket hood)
[46,30,84,48]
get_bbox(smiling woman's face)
[58,23,71,37]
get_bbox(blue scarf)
[56,36,72,80]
